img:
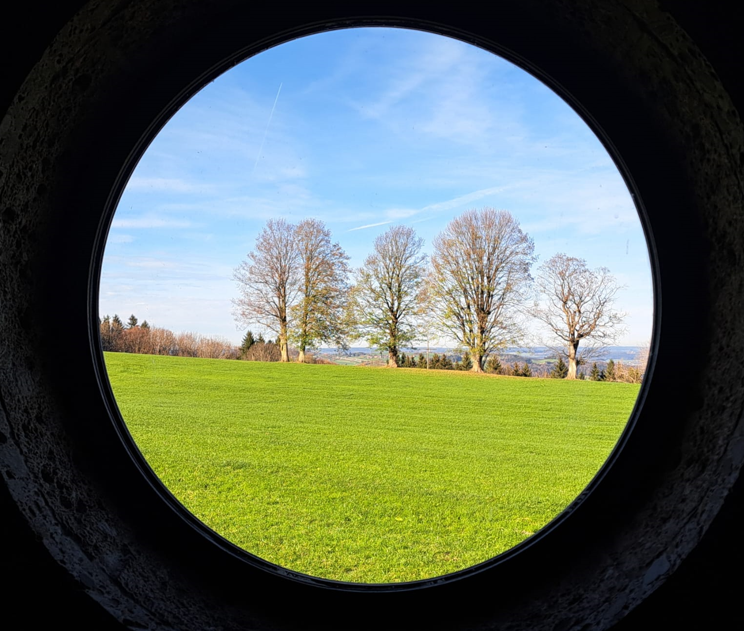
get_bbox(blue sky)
[100,27,653,347]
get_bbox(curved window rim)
[90,20,659,593]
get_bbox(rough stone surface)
[1,1,743,630]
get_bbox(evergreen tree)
[127,314,138,328]
[486,356,502,374]
[605,359,616,382]
[256,333,265,344]
[112,314,124,328]
[551,356,568,379]
[460,350,473,371]
[522,362,532,377]
[512,362,521,376]
[239,331,256,358]
[590,363,603,381]
[408,355,416,368]
[431,353,441,369]
[418,353,427,369]
[140,320,150,329]
[398,352,407,367]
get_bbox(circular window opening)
[98,26,654,585]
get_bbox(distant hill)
[318,346,645,366]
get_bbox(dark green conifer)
[486,356,502,374]
[551,356,568,379]
[460,350,473,371]
[239,331,255,358]
[605,359,616,382]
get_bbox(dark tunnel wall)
[1,2,743,629]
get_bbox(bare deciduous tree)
[233,219,299,362]
[351,225,427,368]
[290,219,351,362]
[429,208,536,373]
[531,253,626,379]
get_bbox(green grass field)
[105,352,640,583]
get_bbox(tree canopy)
[429,209,535,372]
[350,225,427,367]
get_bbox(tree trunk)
[298,348,305,363]
[388,348,398,368]
[280,340,289,362]
[279,322,289,363]
[567,342,579,379]
[472,352,484,373]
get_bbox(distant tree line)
[391,351,645,382]
[99,315,334,364]
[100,314,645,380]
[100,314,238,359]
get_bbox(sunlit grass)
[106,352,639,583]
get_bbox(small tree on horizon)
[590,362,603,381]
[239,331,256,359]
[127,314,138,329]
[551,355,568,379]
[605,358,617,382]
[460,350,473,371]
[430,353,441,369]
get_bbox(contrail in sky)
[252,82,283,176]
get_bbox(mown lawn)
[105,352,640,583]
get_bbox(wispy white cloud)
[347,220,394,232]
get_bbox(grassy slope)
[105,352,640,583]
